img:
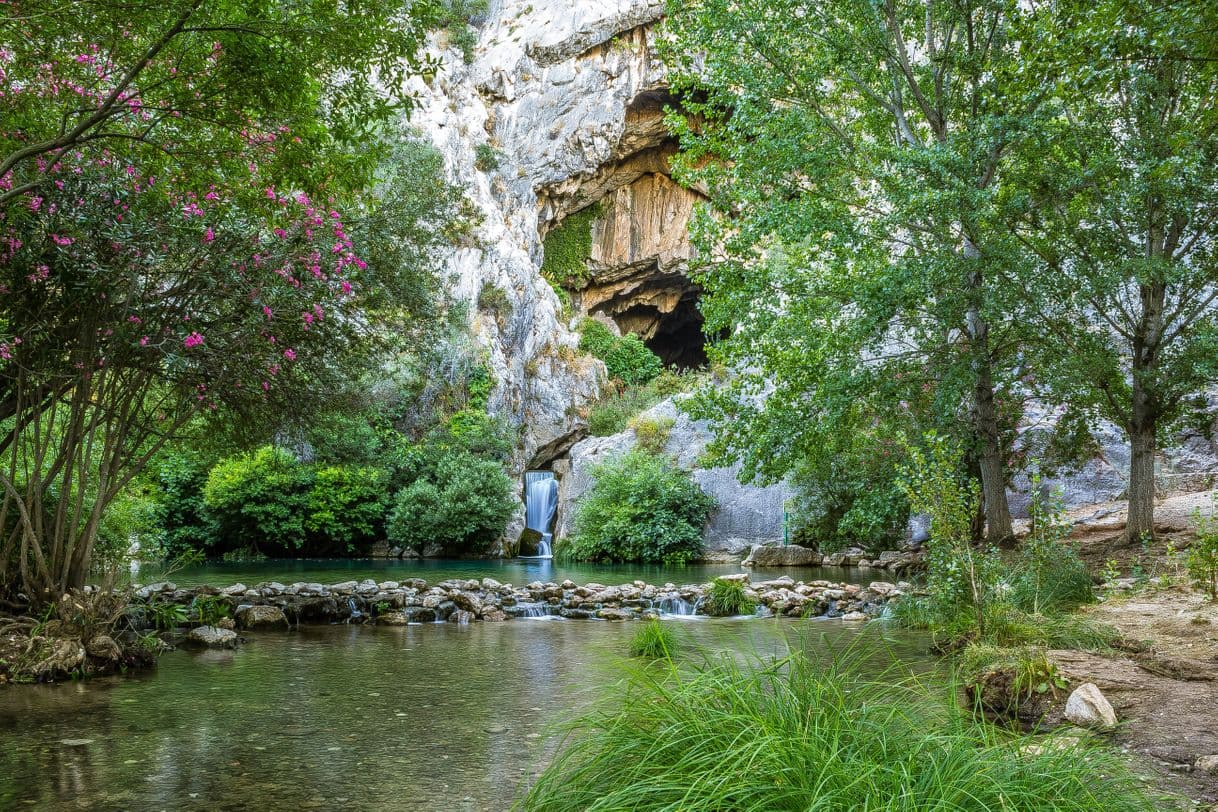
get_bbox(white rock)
[1063,683,1117,730]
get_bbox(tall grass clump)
[705,577,756,616]
[521,646,1158,812]
[628,619,678,659]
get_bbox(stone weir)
[132,575,910,631]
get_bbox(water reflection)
[0,619,928,810]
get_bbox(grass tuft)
[705,577,756,617]
[628,619,678,659]
[522,642,1161,812]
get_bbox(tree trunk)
[1126,392,1157,545]
[973,362,1015,546]
[963,239,1014,546]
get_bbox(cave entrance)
[604,288,710,370]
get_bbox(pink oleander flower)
[283,348,296,361]
[203,227,215,243]
[49,234,73,246]
[183,332,204,349]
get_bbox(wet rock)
[452,591,483,615]
[595,608,634,621]
[183,626,239,649]
[482,608,508,622]
[217,617,236,631]
[482,578,502,591]
[235,605,288,629]
[406,607,437,624]
[377,611,411,626]
[1063,683,1117,731]
[742,544,822,567]
[840,611,868,621]
[450,610,476,624]
[330,581,358,593]
[85,635,122,661]
[221,583,247,597]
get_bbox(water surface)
[127,557,875,589]
[0,618,928,811]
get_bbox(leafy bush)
[630,415,673,454]
[203,447,315,556]
[587,370,701,436]
[789,429,910,555]
[898,434,1002,644]
[705,578,756,616]
[523,646,1158,812]
[561,450,715,565]
[304,465,391,554]
[1189,495,1218,600]
[477,281,511,321]
[438,0,488,63]
[629,619,678,659]
[191,595,231,626]
[1010,475,1093,614]
[386,450,516,556]
[152,452,220,557]
[473,143,500,171]
[577,318,662,386]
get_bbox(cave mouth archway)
[607,292,707,370]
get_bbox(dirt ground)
[1031,491,1218,806]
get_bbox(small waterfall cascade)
[524,471,559,558]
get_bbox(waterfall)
[524,471,559,558]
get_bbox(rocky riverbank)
[131,573,910,632]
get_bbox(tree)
[663,0,1045,544]
[0,1,452,603]
[1002,0,1218,543]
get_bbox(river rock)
[1063,683,1117,730]
[184,625,239,649]
[377,611,411,626]
[452,591,483,615]
[221,583,247,597]
[235,605,288,629]
[482,608,508,622]
[742,544,823,567]
[450,610,475,624]
[85,635,121,661]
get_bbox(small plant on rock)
[191,595,230,627]
[705,578,756,617]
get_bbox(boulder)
[183,625,239,649]
[452,591,483,615]
[235,605,288,629]
[1063,683,1117,731]
[377,611,411,626]
[840,611,868,622]
[220,583,246,597]
[1194,755,1218,775]
[449,610,476,624]
[85,635,122,661]
[742,544,823,567]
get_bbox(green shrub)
[1010,475,1093,614]
[477,281,511,321]
[897,434,1003,645]
[561,450,715,565]
[957,644,1069,703]
[203,446,314,556]
[386,450,516,556]
[523,646,1159,812]
[1189,495,1218,600]
[420,409,515,466]
[705,577,756,616]
[629,619,678,659]
[630,415,673,454]
[577,319,663,386]
[152,452,220,556]
[304,465,391,554]
[587,369,701,436]
[473,143,500,171]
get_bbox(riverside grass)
[521,643,1160,812]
